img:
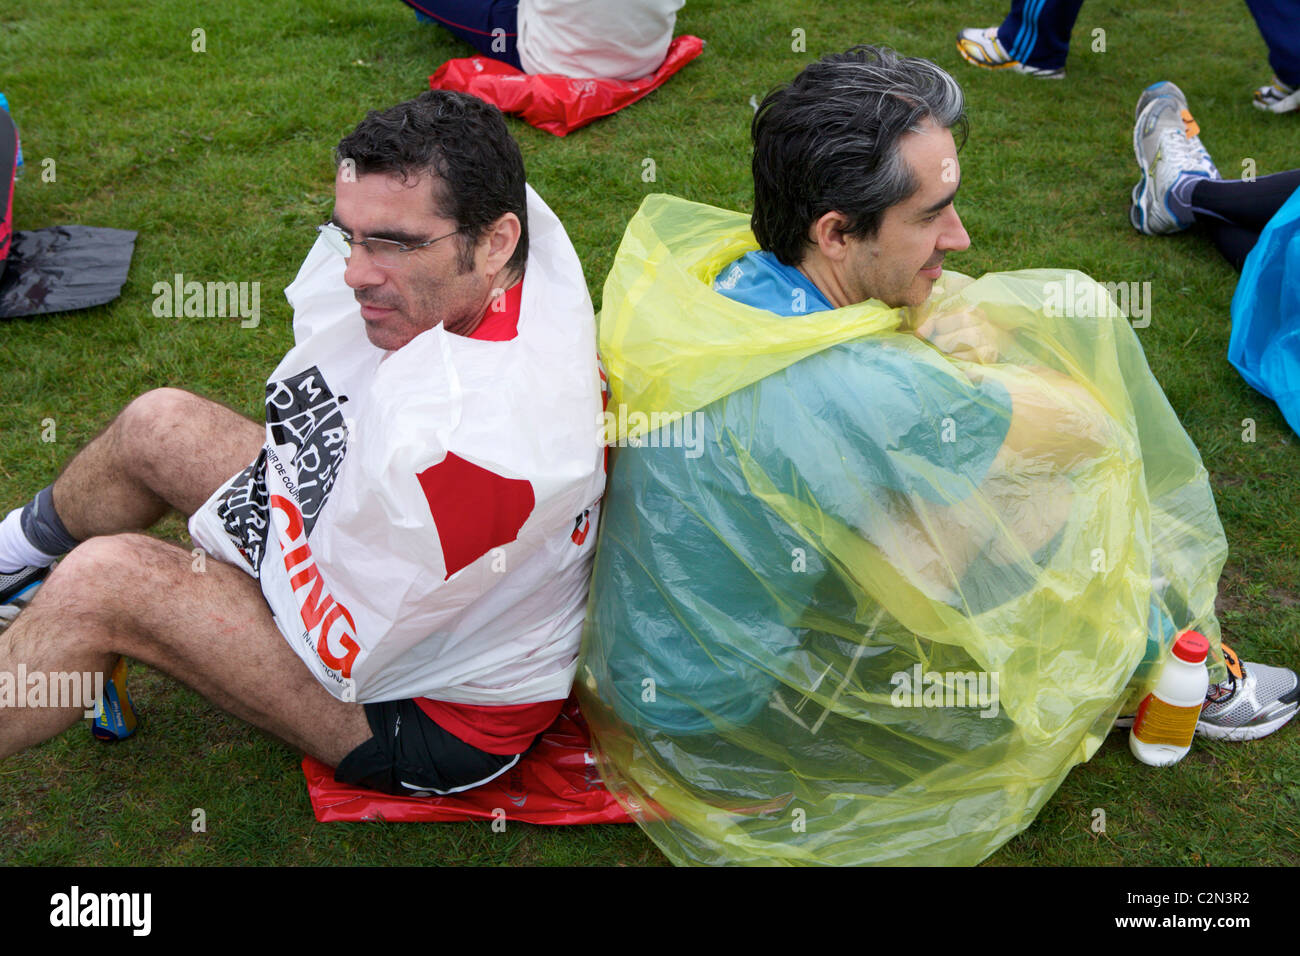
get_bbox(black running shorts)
[334,698,523,796]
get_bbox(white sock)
[0,507,60,573]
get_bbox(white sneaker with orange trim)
[1253,76,1300,113]
[956,27,1065,79]
[1196,645,1299,741]
[1129,81,1219,236]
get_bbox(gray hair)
[751,46,967,265]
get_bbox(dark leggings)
[1190,170,1300,271]
[399,0,523,69]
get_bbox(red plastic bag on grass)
[303,696,632,824]
[428,35,704,136]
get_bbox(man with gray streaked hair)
[585,43,1295,787]
[707,45,1293,741]
[587,45,1031,743]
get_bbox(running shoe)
[1196,644,1299,741]
[1130,81,1219,235]
[956,27,1065,79]
[1253,76,1300,114]
[0,564,48,630]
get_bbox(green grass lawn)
[1,0,1298,866]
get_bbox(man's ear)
[808,210,854,262]
[478,212,522,274]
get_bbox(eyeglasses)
[317,222,461,269]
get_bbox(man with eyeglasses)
[0,91,607,799]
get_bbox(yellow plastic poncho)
[578,194,1228,866]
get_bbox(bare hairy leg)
[0,534,370,766]
[48,387,265,539]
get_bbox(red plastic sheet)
[428,35,704,136]
[302,696,633,824]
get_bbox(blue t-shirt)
[712,250,835,315]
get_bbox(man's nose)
[343,244,385,289]
[939,206,971,252]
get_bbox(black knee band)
[20,485,80,557]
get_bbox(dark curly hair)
[335,90,528,275]
[751,46,967,266]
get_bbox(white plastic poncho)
[190,185,606,706]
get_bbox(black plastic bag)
[0,225,137,318]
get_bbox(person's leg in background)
[1243,0,1300,113]
[999,0,1086,73]
[1179,171,1300,270]
[400,0,523,69]
[1129,80,1300,269]
[958,0,1086,79]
